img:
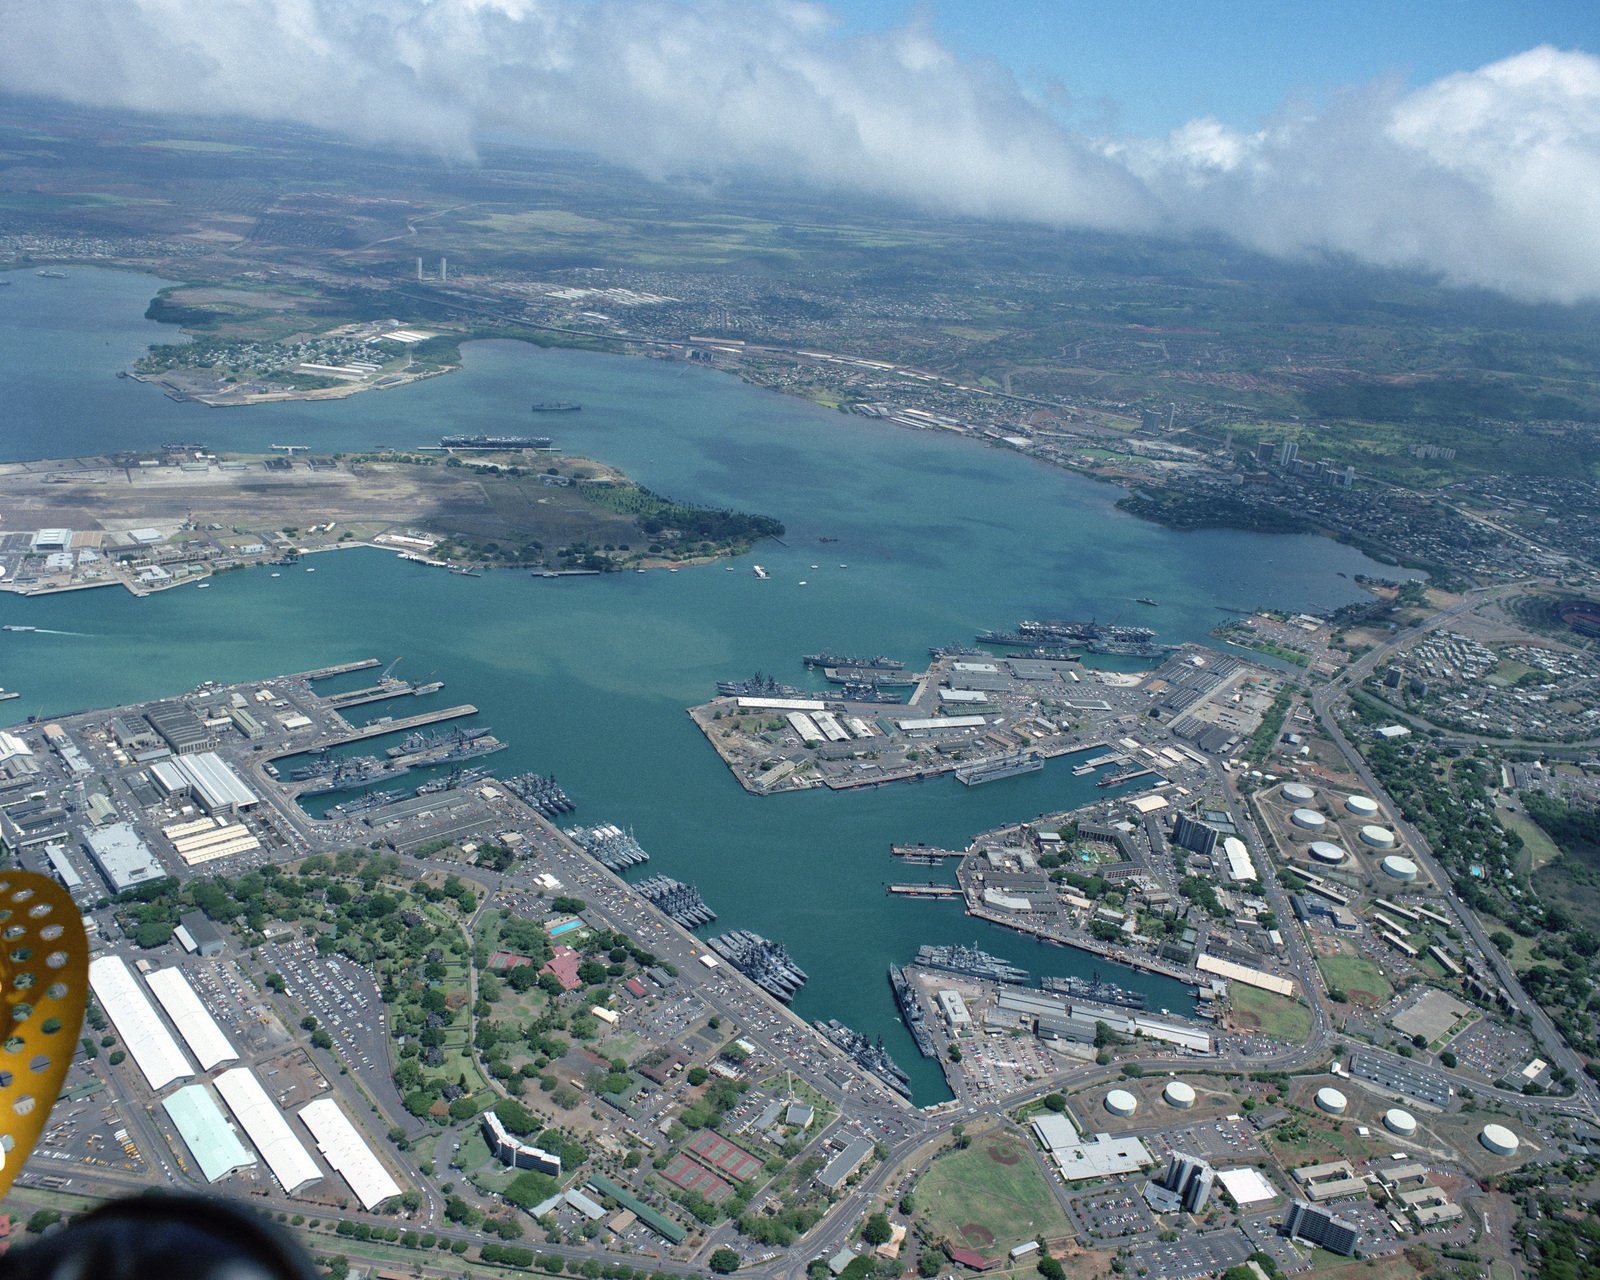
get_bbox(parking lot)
[1129,1225,1252,1279]
[1062,1184,1156,1244]
[1142,1115,1264,1166]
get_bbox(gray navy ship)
[567,823,650,871]
[913,943,1029,985]
[888,964,937,1058]
[635,876,716,928]
[504,772,575,817]
[708,931,807,1002]
[814,1019,911,1097]
[1040,972,1147,1010]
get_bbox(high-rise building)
[1277,439,1299,466]
[1161,1152,1215,1213]
[1283,1200,1359,1256]
[1171,813,1219,857]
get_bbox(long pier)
[890,845,967,860]
[265,704,479,762]
[302,658,383,681]
[886,883,962,898]
[322,680,436,709]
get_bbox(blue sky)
[832,0,1600,134]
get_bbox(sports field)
[1318,952,1394,1006]
[913,1128,1072,1258]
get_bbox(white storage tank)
[1309,841,1346,866]
[1282,782,1316,804]
[1384,1108,1417,1136]
[1163,1080,1196,1109]
[1104,1089,1138,1118]
[1315,1087,1348,1115]
[1360,824,1397,848]
[1381,855,1420,882]
[1480,1123,1520,1156]
[1345,794,1379,818]
[1292,808,1327,831]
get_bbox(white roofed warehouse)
[87,955,194,1092]
[299,1098,401,1209]
[214,1067,321,1194]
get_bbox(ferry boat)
[752,565,769,579]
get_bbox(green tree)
[709,1249,742,1274]
[862,1213,893,1246]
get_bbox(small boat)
[306,567,315,573]
[270,572,280,578]
[2,625,38,633]
[1136,597,1159,606]
[798,580,808,586]
[196,582,210,590]
[752,565,769,579]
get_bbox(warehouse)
[145,967,239,1071]
[82,823,166,893]
[162,1085,257,1183]
[87,956,194,1092]
[214,1068,321,1194]
[144,702,217,755]
[150,751,258,814]
[161,815,261,866]
[299,1098,401,1210]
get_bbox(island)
[0,446,783,593]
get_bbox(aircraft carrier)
[814,1019,911,1097]
[954,752,1043,786]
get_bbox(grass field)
[1317,952,1394,1006]
[1231,985,1313,1042]
[1498,802,1563,875]
[913,1128,1073,1257]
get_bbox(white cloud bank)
[5,1,1598,302]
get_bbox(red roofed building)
[945,1247,998,1272]
[624,978,647,999]
[540,945,582,991]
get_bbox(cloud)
[4,1,1598,302]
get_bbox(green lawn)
[1317,952,1394,1006]
[914,1129,1073,1257]
[1231,985,1313,1042]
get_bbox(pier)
[886,883,962,898]
[265,704,480,763]
[321,679,442,709]
[891,844,967,860]
[303,658,383,681]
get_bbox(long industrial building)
[87,956,194,1092]
[214,1068,321,1194]
[145,967,239,1071]
[299,1098,401,1210]
[162,1084,257,1182]
[150,751,259,814]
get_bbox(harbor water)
[0,269,1407,1101]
